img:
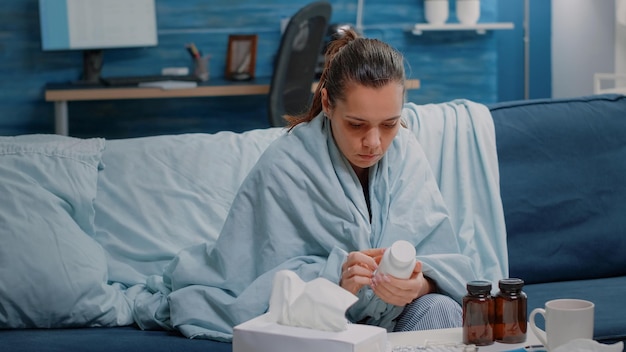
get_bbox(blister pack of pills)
[389,341,477,352]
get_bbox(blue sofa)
[490,94,626,344]
[1,94,625,351]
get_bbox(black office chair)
[268,1,332,127]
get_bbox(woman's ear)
[321,88,330,117]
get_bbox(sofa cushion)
[0,135,132,328]
[0,326,232,352]
[524,276,626,343]
[489,94,626,284]
[93,130,283,287]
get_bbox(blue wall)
[0,0,543,138]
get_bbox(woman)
[154,30,480,341]
[285,29,467,331]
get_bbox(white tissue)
[267,270,358,332]
[552,338,624,352]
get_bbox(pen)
[185,43,201,59]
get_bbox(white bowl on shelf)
[424,0,449,25]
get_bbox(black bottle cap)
[499,278,524,290]
[467,280,492,294]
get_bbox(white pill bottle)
[376,240,416,279]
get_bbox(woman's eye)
[383,122,398,129]
[349,123,362,129]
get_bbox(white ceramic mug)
[529,299,594,351]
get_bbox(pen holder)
[193,55,210,82]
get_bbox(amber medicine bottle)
[462,280,495,346]
[495,278,527,343]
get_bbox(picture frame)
[225,34,258,81]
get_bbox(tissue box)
[233,313,387,352]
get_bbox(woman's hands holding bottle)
[371,261,433,306]
[340,248,433,306]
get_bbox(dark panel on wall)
[495,0,525,102]
[496,0,551,102]
[528,0,551,100]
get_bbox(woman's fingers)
[340,249,384,295]
[342,250,381,272]
[371,270,425,306]
[361,247,386,260]
[413,261,422,273]
[341,265,372,295]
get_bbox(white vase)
[456,0,480,25]
[424,0,449,25]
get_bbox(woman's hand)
[340,248,385,295]
[370,261,433,306]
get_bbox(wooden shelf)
[411,22,514,35]
[46,79,421,102]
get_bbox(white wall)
[617,0,626,79]
[615,0,626,74]
[552,0,616,98]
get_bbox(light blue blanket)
[403,100,508,287]
[132,100,507,341]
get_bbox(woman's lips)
[359,154,378,162]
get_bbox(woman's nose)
[363,128,381,148]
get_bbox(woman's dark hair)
[286,29,406,128]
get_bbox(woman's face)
[322,82,404,177]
